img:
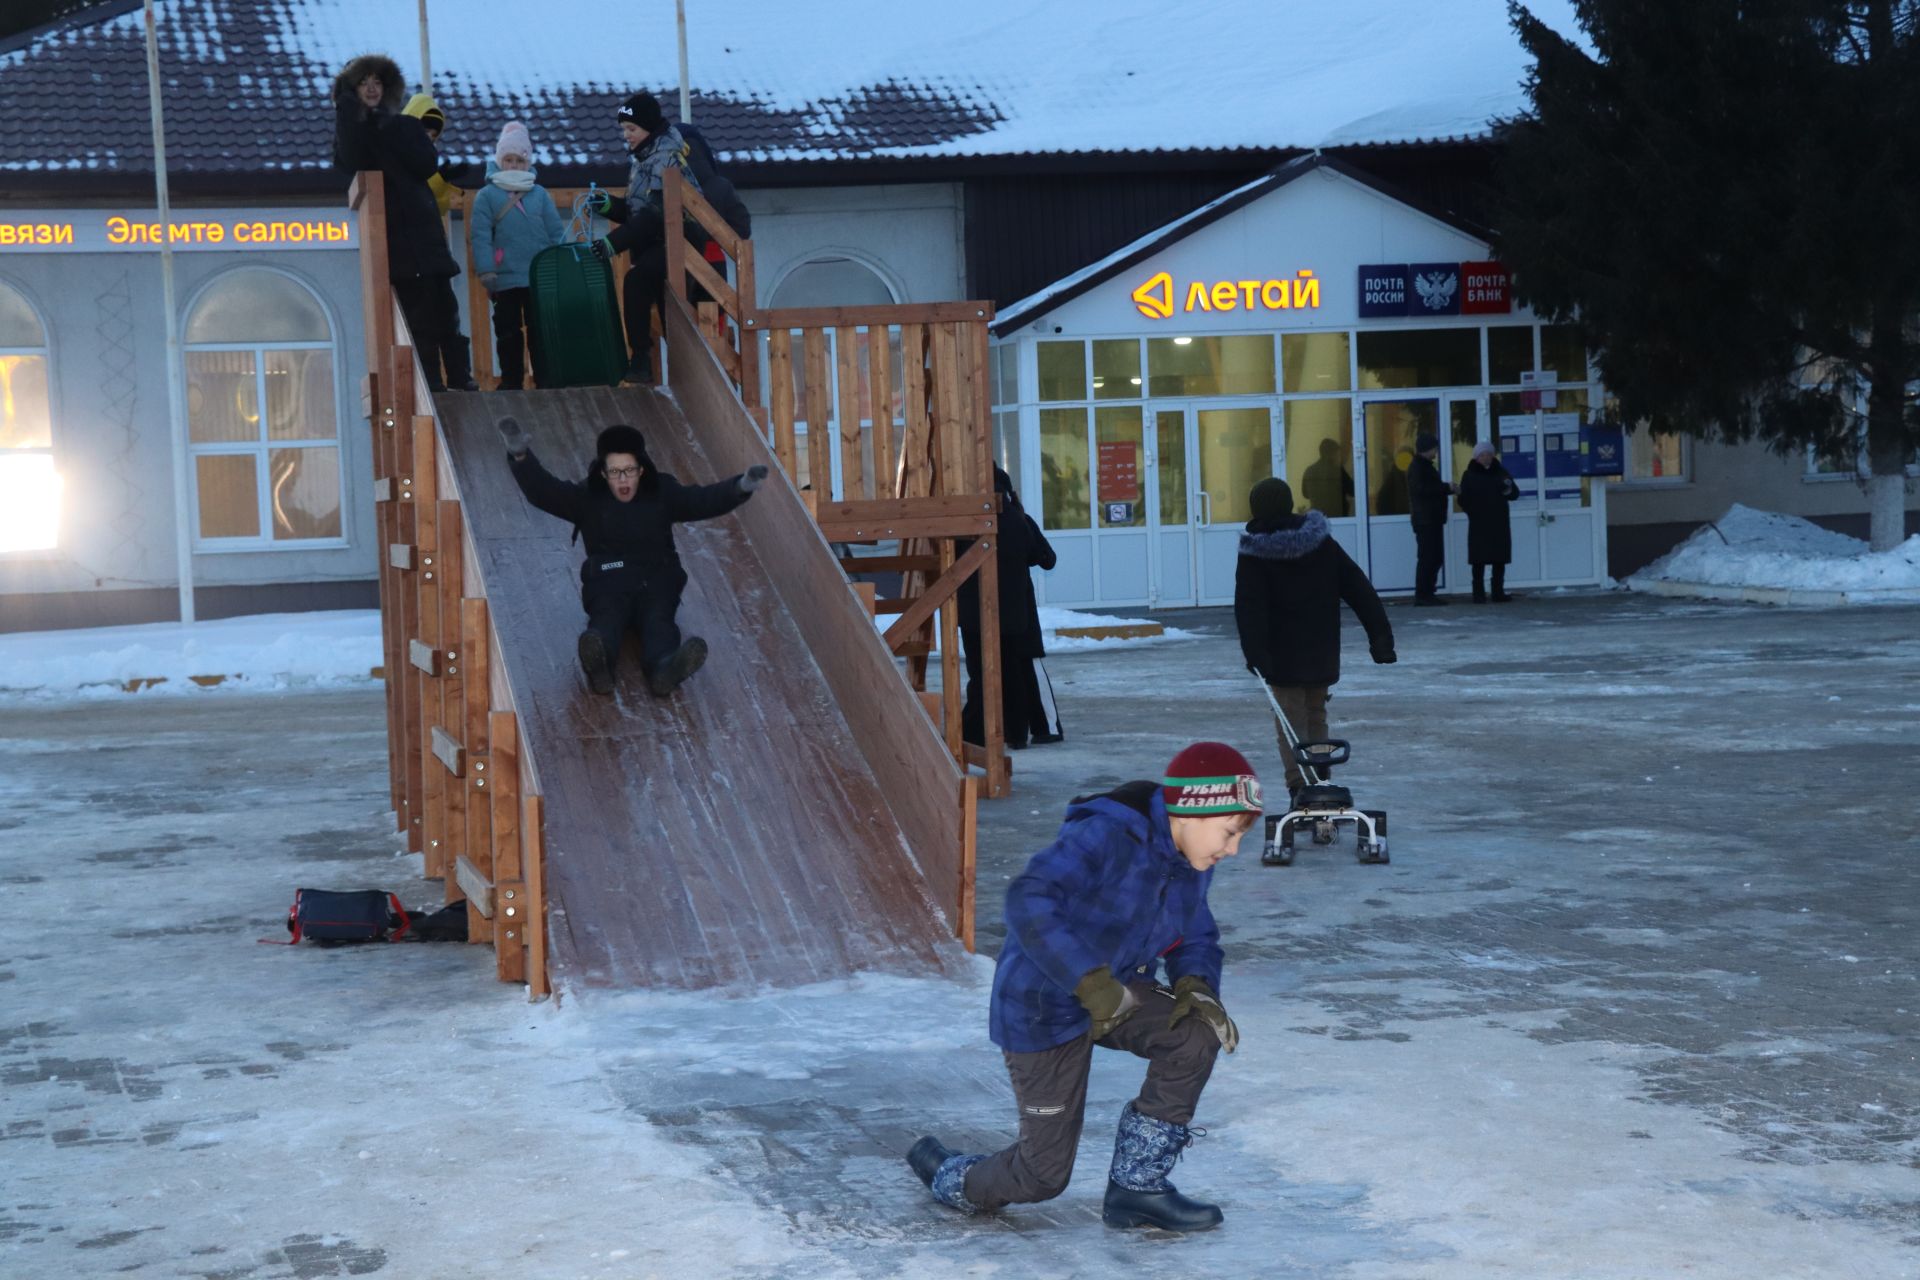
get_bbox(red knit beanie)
[1162,742,1263,816]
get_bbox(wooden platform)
[436,386,966,990]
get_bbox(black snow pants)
[962,987,1219,1211]
[393,275,471,392]
[583,580,682,677]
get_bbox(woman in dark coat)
[331,53,474,392]
[960,465,1060,749]
[1457,440,1522,602]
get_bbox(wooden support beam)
[430,725,465,778]
[852,581,877,616]
[744,301,993,330]
[489,710,525,984]
[413,423,444,876]
[958,774,978,951]
[838,553,940,575]
[439,505,473,914]
[836,326,865,498]
[407,639,438,675]
[815,495,997,542]
[455,855,494,918]
[524,793,548,997]
[882,537,992,651]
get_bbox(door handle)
[1197,490,1213,527]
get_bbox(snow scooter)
[1257,678,1389,866]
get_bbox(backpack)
[282,888,410,946]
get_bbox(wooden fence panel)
[801,328,831,496]
[835,326,865,500]
[767,329,798,482]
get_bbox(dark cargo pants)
[963,987,1219,1211]
[584,583,682,677]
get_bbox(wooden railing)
[352,172,548,995]
[662,169,1012,796]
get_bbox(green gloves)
[586,190,613,215]
[1168,974,1240,1053]
[1075,966,1140,1041]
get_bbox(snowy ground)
[3,592,1918,1277]
[1628,504,1920,603]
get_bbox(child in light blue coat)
[469,121,563,390]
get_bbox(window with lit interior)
[0,281,57,554]
[184,269,343,546]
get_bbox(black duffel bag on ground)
[283,888,410,946]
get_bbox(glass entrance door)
[1359,397,1437,593]
[1190,403,1275,605]
[1148,408,1195,605]
[1359,395,1480,594]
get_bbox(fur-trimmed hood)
[1239,509,1331,561]
[333,53,407,113]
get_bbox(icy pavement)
[2,592,1917,1277]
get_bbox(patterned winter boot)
[908,1136,985,1213]
[1101,1101,1223,1231]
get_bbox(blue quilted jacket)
[989,781,1224,1053]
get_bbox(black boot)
[622,352,653,386]
[908,1136,985,1213]
[1472,565,1487,603]
[648,636,708,697]
[577,630,614,696]
[1101,1102,1223,1232]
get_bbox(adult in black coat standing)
[1457,440,1522,603]
[961,466,1061,750]
[495,417,766,697]
[1235,478,1395,798]
[1406,431,1454,604]
[331,54,475,392]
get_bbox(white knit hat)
[495,120,532,162]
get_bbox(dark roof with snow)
[0,0,1563,199]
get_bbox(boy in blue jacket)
[469,121,564,391]
[909,742,1260,1232]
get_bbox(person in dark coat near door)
[493,417,767,697]
[1234,477,1396,802]
[1457,439,1522,602]
[330,54,476,393]
[961,466,1062,749]
[1406,431,1454,603]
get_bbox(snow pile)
[1039,606,1195,652]
[0,610,384,698]
[873,605,1195,654]
[1628,504,1920,603]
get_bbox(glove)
[495,415,532,457]
[738,464,769,494]
[590,236,616,261]
[1370,643,1397,665]
[1167,975,1239,1054]
[1074,966,1140,1041]
[479,272,498,294]
[586,190,613,215]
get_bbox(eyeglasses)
[606,466,641,480]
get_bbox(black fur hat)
[592,424,657,492]
[617,91,667,134]
[334,53,406,112]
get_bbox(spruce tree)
[1495,0,1920,549]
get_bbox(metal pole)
[417,0,432,93]
[676,0,691,122]
[144,0,195,624]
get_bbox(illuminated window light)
[0,452,60,552]
[1129,377,1142,385]
[1172,337,1194,346]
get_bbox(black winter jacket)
[959,472,1056,660]
[507,448,749,600]
[1457,460,1521,565]
[679,124,752,240]
[1407,453,1452,528]
[1235,510,1394,688]
[331,55,460,283]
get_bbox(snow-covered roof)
[0,0,1576,188]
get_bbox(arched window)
[0,281,57,553]
[184,269,343,546]
[768,254,898,309]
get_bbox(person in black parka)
[494,416,767,697]
[1235,477,1396,799]
[1457,439,1522,603]
[331,54,475,393]
[961,465,1061,750]
[1406,431,1455,604]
